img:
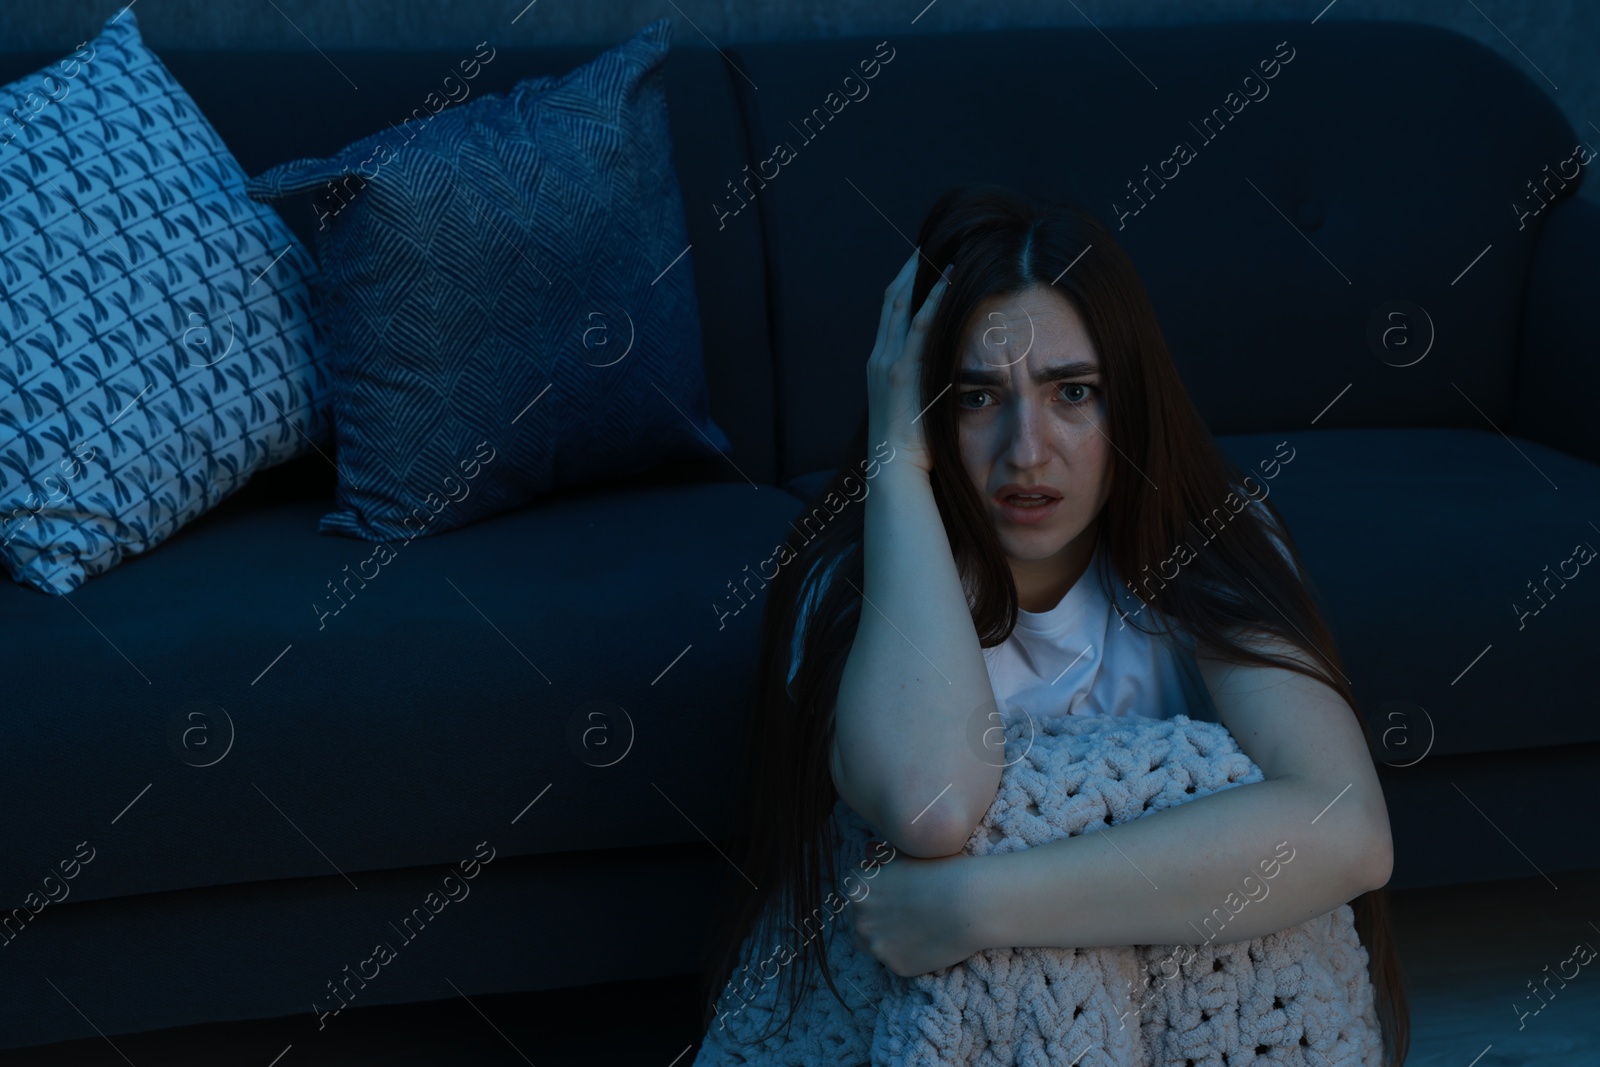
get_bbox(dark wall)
[1,0,1594,213]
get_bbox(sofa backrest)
[721,19,1581,481]
[1,19,1580,493]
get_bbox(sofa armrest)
[1510,192,1600,467]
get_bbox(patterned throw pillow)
[0,10,333,595]
[246,18,730,543]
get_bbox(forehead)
[959,286,1098,369]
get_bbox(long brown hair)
[698,184,1409,1066]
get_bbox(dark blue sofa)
[2,17,1597,1050]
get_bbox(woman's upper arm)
[1195,631,1394,887]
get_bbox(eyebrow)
[957,360,1101,387]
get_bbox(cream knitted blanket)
[695,713,1384,1066]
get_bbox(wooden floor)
[10,867,1598,1065]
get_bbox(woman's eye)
[958,385,1098,410]
[957,389,991,409]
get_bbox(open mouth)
[995,484,1062,507]
[994,485,1063,523]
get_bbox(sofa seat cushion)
[0,473,802,911]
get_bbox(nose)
[1003,390,1048,471]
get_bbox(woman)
[699,184,1409,1065]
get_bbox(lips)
[995,483,1062,505]
[994,484,1062,525]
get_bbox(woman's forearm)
[963,774,1388,952]
[832,461,1001,857]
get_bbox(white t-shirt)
[786,494,1295,728]
[785,534,1213,725]
[980,533,1205,726]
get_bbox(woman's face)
[953,284,1113,588]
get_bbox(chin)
[996,528,1073,560]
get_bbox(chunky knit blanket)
[695,713,1383,1066]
